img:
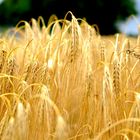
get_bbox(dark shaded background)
[0,0,138,35]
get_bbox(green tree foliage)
[0,0,31,24]
[0,0,138,34]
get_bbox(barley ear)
[70,15,79,63]
[55,115,68,140]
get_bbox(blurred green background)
[0,0,138,35]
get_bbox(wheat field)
[0,12,140,140]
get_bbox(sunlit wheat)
[0,12,139,140]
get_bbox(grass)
[0,12,140,139]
